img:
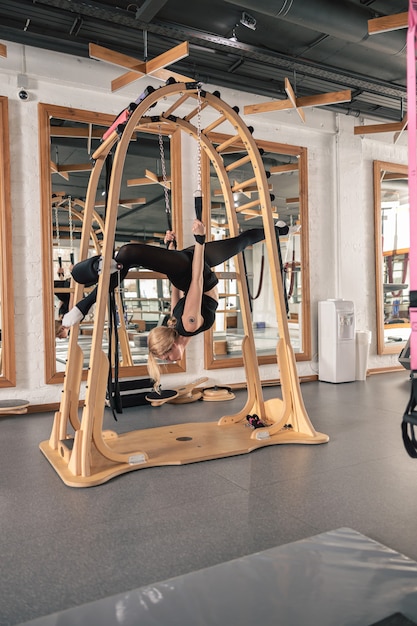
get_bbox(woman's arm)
[182,219,205,332]
[164,230,182,313]
[170,285,181,313]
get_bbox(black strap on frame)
[402,371,417,458]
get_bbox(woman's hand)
[164,230,176,249]
[192,219,206,237]
[182,219,205,333]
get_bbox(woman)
[62,219,289,390]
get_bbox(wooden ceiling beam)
[50,127,104,139]
[89,43,147,72]
[244,86,352,116]
[56,163,93,173]
[50,161,69,180]
[94,197,146,208]
[127,177,158,187]
[354,115,407,135]
[358,8,407,139]
[270,163,299,174]
[146,41,189,75]
[284,77,305,123]
[368,12,408,35]
[111,70,147,92]
[89,41,191,93]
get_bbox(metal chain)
[196,84,202,195]
[158,128,171,216]
[68,196,74,255]
[54,203,60,251]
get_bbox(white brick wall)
[0,41,408,403]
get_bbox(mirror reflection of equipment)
[374,161,410,355]
[42,106,310,380]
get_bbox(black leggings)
[75,228,268,316]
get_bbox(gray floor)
[1,371,417,625]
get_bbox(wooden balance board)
[202,386,235,402]
[0,399,30,414]
[146,377,208,407]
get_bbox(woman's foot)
[71,256,100,285]
[98,257,121,275]
[62,306,84,327]
[275,220,289,236]
[71,256,121,285]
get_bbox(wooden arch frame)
[40,82,328,487]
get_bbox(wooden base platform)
[39,420,328,488]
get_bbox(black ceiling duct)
[224,0,407,56]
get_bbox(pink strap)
[407,0,417,369]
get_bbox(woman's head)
[148,325,178,359]
[147,324,179,391]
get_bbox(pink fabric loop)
[407,0,417,368]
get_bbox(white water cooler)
[318,299,355,383]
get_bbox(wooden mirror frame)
[203,136,311,369]
[0,96,16,387]
[374,160,410,355]
[39,103,184,384]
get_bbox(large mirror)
[39,103,184,383]
[40,103,310,383]
[0,96,16,387]
[204,135,311,369]
[374,160,410,355]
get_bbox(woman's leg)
[204,228,266,268]
[76,288,98,316]
[71,244,192,288]
[115,243,190,278]
[204,223,289,268]
[61,287,98,326]
[67,243,193,320]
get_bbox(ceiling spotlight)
[240,11,256,31]
[229,27,238,42]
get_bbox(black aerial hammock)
[386,252,409,298]
[102,150,123,419]
[402,373,417,458]
[242,244,265,313]
[276,230,289,316]
[285,248,296,299]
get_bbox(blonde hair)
[147,322,178,391]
